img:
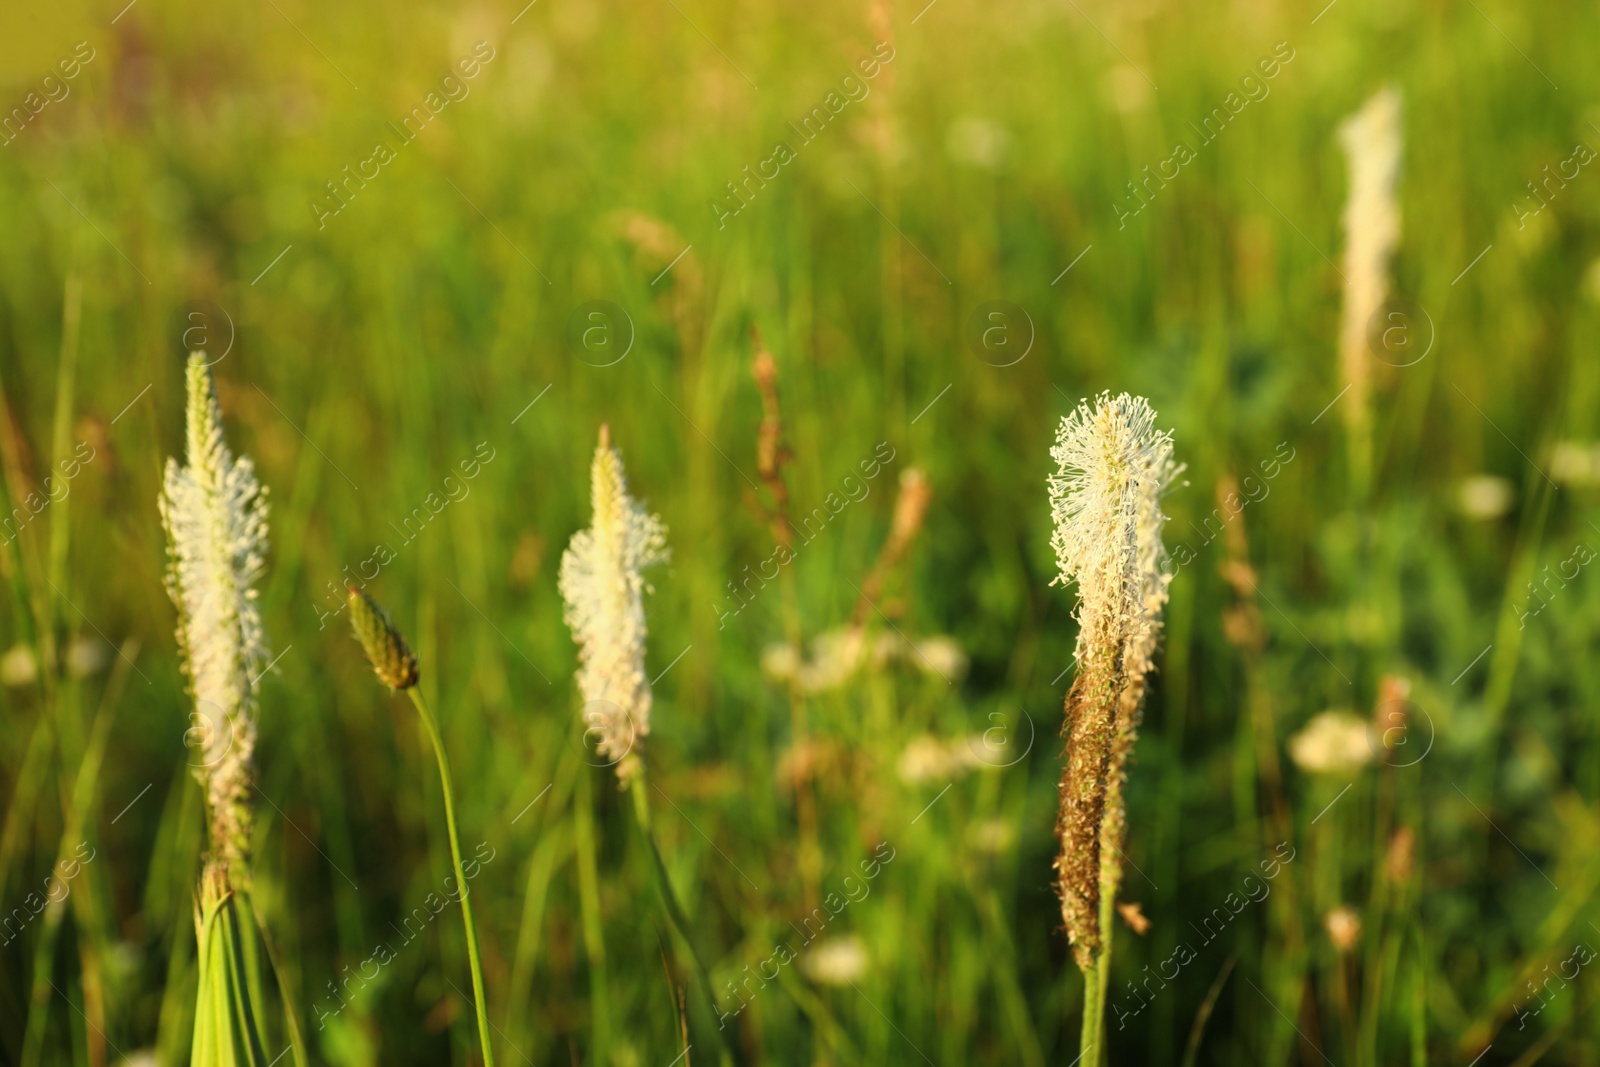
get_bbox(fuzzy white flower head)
[1288,710,1375,774]
[1338,88,1402,414]
[803,936,868,986]
[1048,392,1179,669]
[159,354,270,870]
[558,426,668,782]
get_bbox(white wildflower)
[897,734,985,785]
[1552,441,1600,487]
[1337,88,1403,426]
[799,628,870,692]
[913,635,968,681]
[803,936,868,986]
[159,354,270,872]
[65,635,110,677]
[760,628,969,694]
[759,642,802,682]
[1455,474,1515,520]
[1048,391,1180,672]
[558,425,668,782]
[1288,710,1375,774]
[1,644,37,687]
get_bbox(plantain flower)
[558,425,668,783]
[1048,392,1178,970]
[1337,88,1402,434]
[347,585,420,689]
[159,353,270,875]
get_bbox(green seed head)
[347,585,419,689]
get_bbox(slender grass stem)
[406,688,496,1067]
[245,891,310,1067]
[629,773,738,1067]
[1079,955,1102,1067]
[506,755,575,1055]
[573,766,611,1064]
[1094,879,1116,1065]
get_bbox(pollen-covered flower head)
[1338,88,1402,420]
[1048,392,1178,968]
[159,353,270,871]
[1048,391,1180,669]
[558,425,668,781]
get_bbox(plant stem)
[629,773,738,1067]
[1079,955,1102,1067]
[1094,880,1116,1065]
[407,688,495,1067]
[246,891,310,1067]
[573,765,611,1064]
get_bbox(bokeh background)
[1,0,1598,1063]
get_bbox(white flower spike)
[1048,391,1180,673]
[1048,391,1179,971]
[1338,87,1402,433]
[159,353,270,873]
[559,425,669,783]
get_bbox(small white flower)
[65,635,110,677]
[159,354,270,870]
[898,735,962,785]
[1552,441,1600,487]
[558,426,668,781]
[1455,474,1515,520]
[1288,710,1374,774]
[761,628,969,694]
[803,936,868,986]
[759,642,801,682]
[913,635,968,681]
[1,643,38,687]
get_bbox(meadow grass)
[1,0,1599,1063]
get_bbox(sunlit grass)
[1,0,1598,1064]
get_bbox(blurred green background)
[2,0,1599,1063]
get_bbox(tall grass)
[1,0,1598,1064]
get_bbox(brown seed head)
[1374,673,1411,748]
[1054,651,1123,969]
[752,349,777,393]
[888,468,932,548]
[347,585,419,689]
[750,332,787,479]
[1116,900,1151,936]
[1385,825,1416,884]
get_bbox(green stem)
[1095,882,1116,1065]
[573,768,611,1064]
[245,891,310,1067]
[407,688,496,1067]
[1079,956,1102,1067]
[629,773,738,1067]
